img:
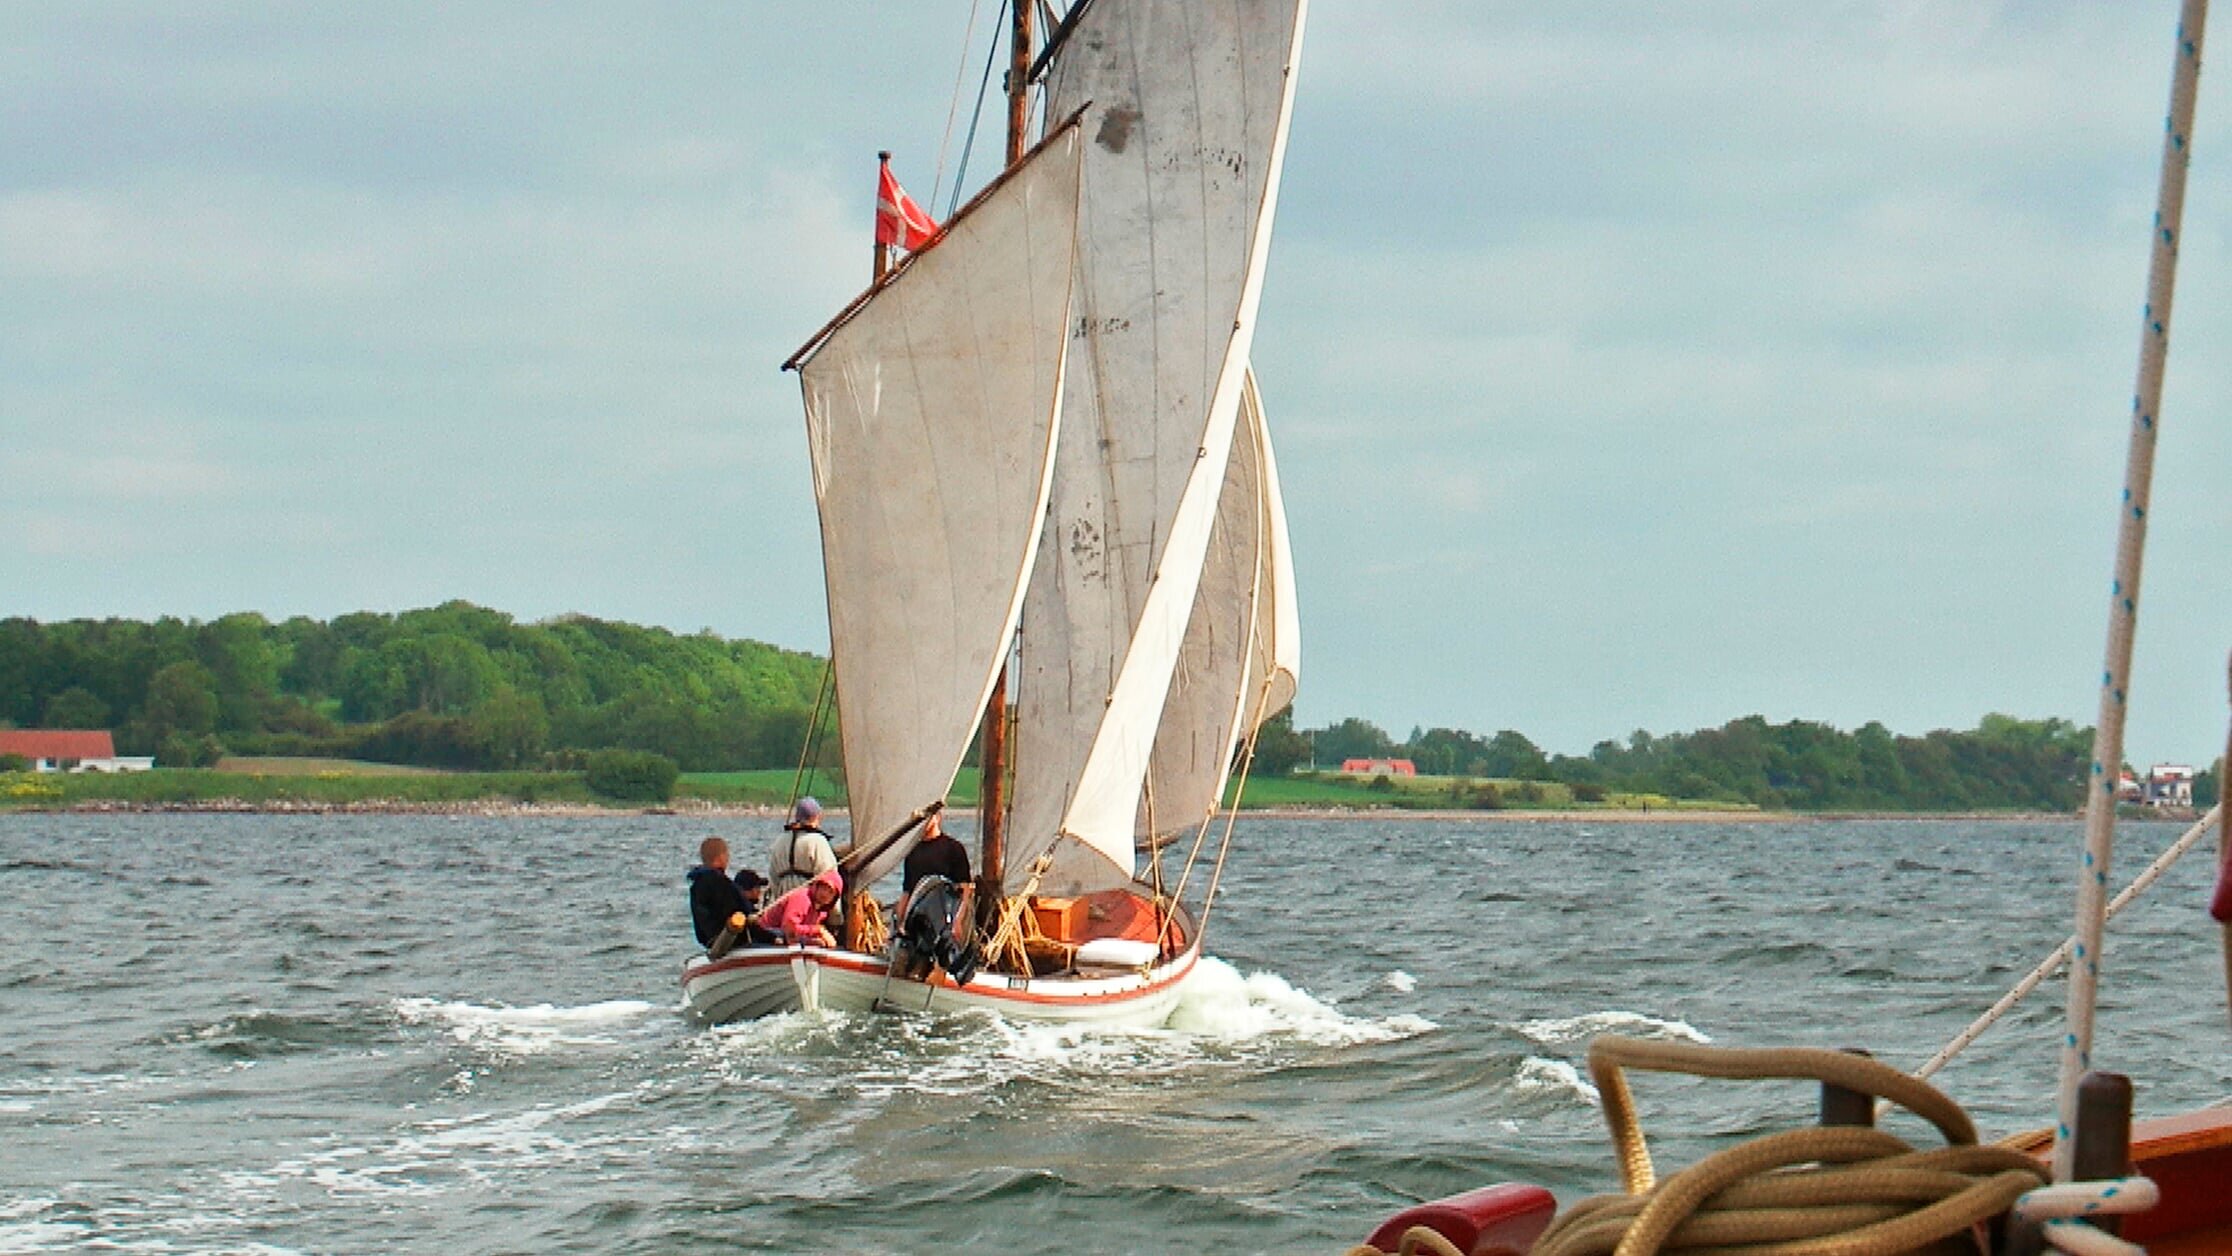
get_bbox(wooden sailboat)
[1356,3,2232,1253]
[682,0,1308,1027]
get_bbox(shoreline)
[4,799,2116,824]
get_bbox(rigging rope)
[945,0,1009,219]
[1154,671,1281,952]
[1194,676,1280,942]
[930,0,988,214]
[2014,1179,2162,1256]
[2058,0,2211,1180]
[2221,651,2232,1032]
[787,661,836,816]
[1910,804,2222,1086]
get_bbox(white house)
[2145,763,2195,808]
[0,730,153,773]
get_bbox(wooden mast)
[979,0,1033,910]
[873,151,895,282]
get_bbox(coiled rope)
[1526,1037,2052,1256]
[977,851,1053,974]
[1345,1228,1467,1256]
[847,893,888,955]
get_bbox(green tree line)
[1248,709,2219,813]
[0,603,831,772]
[5,604,2216,811]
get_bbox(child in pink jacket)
[759,868,843,947]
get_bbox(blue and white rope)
[2016,1176,2162,1256]
[2058,0,2211,1183]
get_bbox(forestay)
[1009,0,1309,895]
[790,125,1084,886]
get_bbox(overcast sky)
[5,3,2230,765]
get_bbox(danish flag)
[875,156,939,251]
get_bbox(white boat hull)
[681,937,1200,1028]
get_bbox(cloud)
[0,3,2225,764]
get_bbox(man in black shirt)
[898,812,972,921]
[893,812,977,981]
[687,836,751,949]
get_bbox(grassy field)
[216,756,437,776]
[675,772,1005,808]
[1,768,598,808]
[675,770,823,808]
[0,764,1749,814]
[2,766,871,812]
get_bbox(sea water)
[2,813,2226,1252]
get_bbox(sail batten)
[1008,0,1309,894]
[793,126,1086,886]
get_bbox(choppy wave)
[11,812,2224,1253]
[1515,1010,1711,1047]
[0,1198,82,1252]
[1515,1055,1601,1104]
[0,1068,167,1113]
[392,997,657,1056]
[0,1196,310,1255]
[158,1009,376,1059]
[227,1091,642,1201]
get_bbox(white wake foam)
[1382,970,1419,994]
[1516,1055,1601,1105]
[1515,1009,1710,1048]
[694,957,1434,1100]
[0,1199,84,1252]
[223,1090,643,1202]
[1165,958,1435,1045]
[393,997,656,1056]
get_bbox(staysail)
[1140,369,1299,840]
[789,124,1085,885]
[1248,369,1302,728]
[1008,0,1309,894]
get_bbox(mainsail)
[1008,0,1310,893]
[788,125,1085,885]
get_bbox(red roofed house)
[1340,758,1416,777]
[0,730,154,773]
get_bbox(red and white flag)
[875,159,939,251]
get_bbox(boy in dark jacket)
[687,837,750,948]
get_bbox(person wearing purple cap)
[767,795,839,901]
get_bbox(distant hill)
[0,603,833,772]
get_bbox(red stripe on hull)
[683,942,1200,1009]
